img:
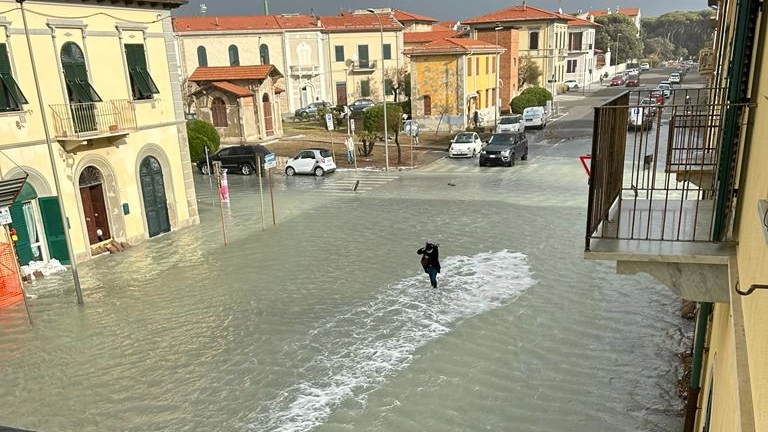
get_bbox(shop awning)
[0,172,29,209]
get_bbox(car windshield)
[320,149,332,158]
[453,133,475,143]
[658,84,670,89]
[488,134,516,144]
[499,117,520,124]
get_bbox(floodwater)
[0,135,687,432]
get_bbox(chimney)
[263,0,269,14]
[522,1,527,10]
[214,17,219,27]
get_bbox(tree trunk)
[395,131,401,165]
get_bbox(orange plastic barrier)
[0,242,23,309]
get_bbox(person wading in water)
[417,242,441,288]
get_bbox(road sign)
[0,206,11,225]
[350,118,355,133]
[264,152,276,169]
[325,113,334,130]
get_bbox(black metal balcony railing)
[585,87,752,251]
[352,59,377,71]
[50,100,137,139]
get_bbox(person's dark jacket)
[417,243,441,273]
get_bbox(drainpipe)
[683,302,712,432]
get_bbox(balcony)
[698,49,715,75]
[584,88,752,302]
[350,59,377,73]
[289,64,320,76]
[50,100,137,150]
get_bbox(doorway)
[263,94,273,136]
[140,156,171,237]
[79,166,111,245]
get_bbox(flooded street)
[0,133,686,431]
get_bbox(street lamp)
[615,33,621,73]
[367,8,388,171]
[494,22,503,129]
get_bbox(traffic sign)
[264,152,276,169]
[325,113,334,130]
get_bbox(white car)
[563,79,580,90]
[522,106,548,129]
[669,72,681,84]
[640,62,650,71]
[285,148,337,176]
[448,132,483,158]
[495,115,525,133]
[656,83,672,98]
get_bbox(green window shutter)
[334,45,344,62]
[10,202,34,265]
[383,44,392,60]
[39,196,70,265]
[125,44,158,99]
[0,43,27,112]
[361,80,370,97]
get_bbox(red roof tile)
[405,37,504,55]
[464,4,569,24]
[588,7,640,17]
[173,15,281,32]
[566,15,600,26]
[274,14,323,29]
[320,12,403,31]
[392,9,438,23]
[189,65,280,82]
[404,30,461,44]
[209,81,253,97]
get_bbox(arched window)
[211,97,227,127]
[197,46,208,67]
[423,95,432,115]
[260,44,270,64]
[228,44,239,66]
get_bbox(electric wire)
[0,5,173,25]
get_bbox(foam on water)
[250,250,535,431]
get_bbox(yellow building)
[405,38,503,130]
[0,0,198,264]
[583,0,768,429]
[464,4,569,95]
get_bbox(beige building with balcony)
[0,0,198,264]
[584,0,768,429]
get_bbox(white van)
[522,106,548,129]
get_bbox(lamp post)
[615,33,621,74]
[367,8,388,171]
[494,22,503,129]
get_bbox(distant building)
[581,7,641,35]
[564,16,600,86]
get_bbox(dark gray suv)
[197,145,270,176]
[479,132,528,167]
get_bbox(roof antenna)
[263,0,269,15]
[199,3,207,15]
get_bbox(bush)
[519,86,553,107]
[186,119,220,161]
[509,93,539,114]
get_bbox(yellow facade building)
[583,0,768,429]
[0,0,198,264]
[405,38,503,130]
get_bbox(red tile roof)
[405,37,504,55]
[392,9,438,23]
[189,65,280,82]
[404,30,461,44]
[588,7,641,17]
[566,15,600,26]
[274,14,323,29]
[320,12,403,31]
[173,15,281,32]
[209,82,253,97]
[464,4,569,24]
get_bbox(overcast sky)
[174,0,705,20]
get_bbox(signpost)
[264,153,277,226]
[325,113,335,160]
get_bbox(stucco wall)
[475,28,519,111]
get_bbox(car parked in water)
[479,132,528,167]
[285,148,337,176]
[495,114,525,133]
[448,132,483,158]
[196,144,270,176]
[522,106,548,129]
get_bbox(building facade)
[406,38,503,131]
[0,0,198,264]
[564,16,598,87]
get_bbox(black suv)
[479,132,528,167]
[196,145,270,176]
[294,101,331,119]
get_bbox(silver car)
[495,115,525,133]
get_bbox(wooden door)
[79,167,111,245]
[336,82,347,106]
[262,93,273,136]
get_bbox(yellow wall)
[699,303,741,432]
[517,21,568,88]
[0,1,197,262]
[412,54,459,116]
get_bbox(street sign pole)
[263,153,277,226]
[257,161,265,231]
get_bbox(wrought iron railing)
[584,87,752,251]
[50,100,137,139]
[352,59,377,71]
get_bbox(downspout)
[683,302,712,432]
[713,0,758,239]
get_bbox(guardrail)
[50,99,136,139]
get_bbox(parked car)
[625,74,640,87]
[294,101,331,119]
[495,114,525,133]
[648,90,666,105]
[448,132,483,158]
[669,72,681,84]
[657,83,672,98]
[640,62,650,71]
[196,144,270,176]
[522,106,548,129]
[628,106,655,131]
[609,75,626,86]
[285,148,336,176]
[479,132,528,167]
[348,98,375,113]
[563,79,580,90]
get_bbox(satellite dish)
[345,59,354,68]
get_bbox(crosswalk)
[320,172,399,195]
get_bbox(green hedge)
[186,119,220,161]
[509,86,553,114]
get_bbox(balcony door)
[79,166,111,245]
[61,42,100,133]
[140,156,170,237]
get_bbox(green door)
[39,196,70,264]
[9,202,33,264]
[140,156,170,237]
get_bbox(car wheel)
[300,111,309,119]
[285,166,296,176]
[199,164,210,175]
[240,164,254,175]
[471,149,477,158]
[314,166,325,177]
[508,154,515,167]
[521,152,528,161]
